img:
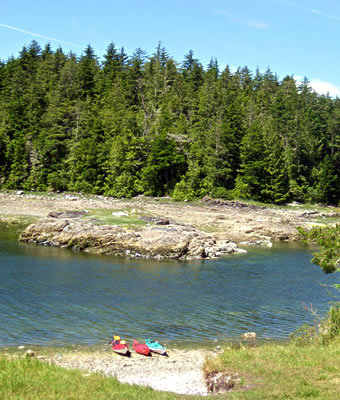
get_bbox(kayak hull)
[150,347,167,355]
[112,343,130,356]
[145,338,167,355]
[133,339,151,356]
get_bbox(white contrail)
[0,23,82,48]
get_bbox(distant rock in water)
[19,214,245,260]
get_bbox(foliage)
[210,186,233,200]
[297,224,340,346]
[298,225,340,274]
[289,323,319,346]
[0,40,339,205]
[290,304,340,346]
[320,304,340,343]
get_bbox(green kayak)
[145,338,167,355]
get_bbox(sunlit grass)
[204,340,340,399]
[236,199,340,214]
[2,340,340,399]
[196,224,220,233]
[82,209,148,227]
[0,356,181,400]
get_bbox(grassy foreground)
[0,356,181,400]
[204,340,340,399]
[1,340,340,399]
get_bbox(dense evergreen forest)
[0,40,339,204]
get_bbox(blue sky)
[1,0,340,96]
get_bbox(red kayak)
[109,336,130,356]
[133,339,151,356]
[112,342,129,356]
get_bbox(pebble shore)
[42,347,213,396]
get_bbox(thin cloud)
[274,1,340,22]
[247,20,269,30]
[0,23,82,48]
[218,10,269,30]
[311,9,340,22]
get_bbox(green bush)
[290,304,340,346]
[172,180,197,201]
[210,187,233,200]
[104,172,136,198]
[47,171,68,192]
[319,304,340,344]
[290,323,319,346]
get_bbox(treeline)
[0,40,339,204]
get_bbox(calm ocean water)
[0,222,334,346]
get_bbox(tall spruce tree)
[0,40,339,205]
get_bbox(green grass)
[0,356,184,400]
[82,209,148,227]
[237,199,340,214]
[203,339,340,399]
[2,340,340,399]
[196,195,340,214]
[311,217,340,225]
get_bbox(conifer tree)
[0,40,339,205]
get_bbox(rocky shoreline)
[50,347,212,396]
[1,190,339,260]
[19,212,245,260]
[2,192,339,396]
[4,345,219,396]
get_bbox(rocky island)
[1,191,338,260]
[19,212,243,260]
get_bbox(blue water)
[0,223,335,346]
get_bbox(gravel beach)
[43,347,214,396]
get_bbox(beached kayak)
[145,338,167,355]
[112,341,129,355]
[109,335,130,356]
[133,339,151,356]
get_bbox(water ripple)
[0,228,335,346]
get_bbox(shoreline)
[1,190,339,261]
[2,191,337,396]
[0,338,288,396]
[1,344,218,396]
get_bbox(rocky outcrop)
[139,216,171,225]
[202,195,267,211]
[2,191,339,247]
[47,210,88,218]
[19,216,245,260]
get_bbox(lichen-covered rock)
[19,216,244,260]
[48,210,88,218]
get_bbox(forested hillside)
[0,40,339,204]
